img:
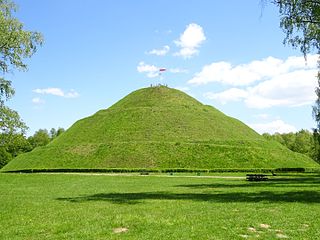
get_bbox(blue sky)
[6,0,319,135]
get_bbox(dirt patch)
[276,233,289,239]
[247,227,256,232]
[239,234,249,238]
[67,144,96,156]
[260,223,270,229]
[113,227,128,234]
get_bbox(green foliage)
[49,127,65,140]
[0,0,43,101]
[0,133,31,168]
[3,87,318,172]
[263,129,318,160]
[0,105,27,135]
[271,0,320,162]
[28,129,50,149]
[0,0,43,73]
[0,105,27,148]
[273,0,320,56]
[0,146,11,168]
[0,78,14,104]
[5,133,32,157]
[0,126,65,169]
[4,167,319,174]
[0,0,43,149]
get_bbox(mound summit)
[2,86,318,171]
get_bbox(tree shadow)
[56,190,320,205]
[175,176,320,189]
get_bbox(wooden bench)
[246,174,268,181]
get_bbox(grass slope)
[2,86,318,171]
[0,173,320,239]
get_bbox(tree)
[49,128,57,140]
[0,0,43,74]
[0,105,27,144]
[28,129,50,149]
[49,127,65,140]
[272,0,319,56]
[5,133,32,157]
[0,0,43,148]
[270,0,320,161]
[262,129,319,160]
[0,146,11,168]
[56,127,65,137]
[294,129,314,154]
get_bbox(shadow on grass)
[57,190,320,205]
[176,177,320,189]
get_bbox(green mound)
[2,86,318,171]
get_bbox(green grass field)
[1,173,319,239]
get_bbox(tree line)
[0,127,65,168]
[263,129,319,162]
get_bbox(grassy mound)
[2,86,318,171]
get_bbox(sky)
[5,0,319,136]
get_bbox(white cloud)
[174,23,206,58]
[188,54,318,86]
[204,68,317,108]
[254,114,270,120]
[200,54,318,109]
[137,61,160,78]
[249,120,297,134]
[34,88,64,96]
[169,68,188,73]
[137,62,187,78]
[244,69,317,108]
[32,97,45,104]
[148,45,170,56]
[65,89,80,98]
[204,88,248,104]
[33,88,80,98]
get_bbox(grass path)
[34,172,246,179]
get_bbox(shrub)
[0,147,12,168]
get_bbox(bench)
[246,174,268,181]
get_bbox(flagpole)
[158,68,166,86]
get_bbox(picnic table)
[246,174,268,181]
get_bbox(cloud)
[64,89,80,98]
[244,69,317,108]
[205,69,317,108]
[174,23,206,58]
[204,88,248,104]
[254,114,270,120]
[32,97,45,104]
[148,45,170,56]
[33,88,79,98]
[249,120,297,134]
[169,68,188,74]
[200,54,318,109]
[137,62,187,78]
[137,62,160,78]
[188,54,318,86]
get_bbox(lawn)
[0,173,319,239]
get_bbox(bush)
[4,167,320,174]
[0,147,12,168]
